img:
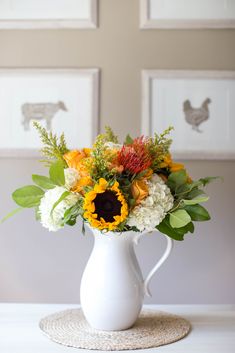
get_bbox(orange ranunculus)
[131,179,149,206]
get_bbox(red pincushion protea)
[118,136,152,175]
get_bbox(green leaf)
[156,215,193,241]
[183,221,195,234]
[49,160,65,186]
[183,196,209,206]
[0,207,23,224]
[66,218,77,226]
[167,170,188,191]
[82,221,86,235]
[199,176,222,187]
[32,174,56,189]
[129,198,136,208]
[124,134,133,145]
[169,209,191,228]
[12,186,44,208]
[51,191,70,216]
[185,204,211,221]
[35,206,41,221]
[175,183,191,195]
[63,202,82,224]
[187,188,205,199]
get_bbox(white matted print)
[0,69,99,157]
[140,0,235,29]
[0,0,97,29]
[142,70,235,160]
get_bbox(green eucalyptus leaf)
[32,174,56,189]
[199,176,222,187]
[183,196,209,206]
[35,206,41,221]
[183,221,195,234]
[51,191,70,216]
[167,170,188,191]
[12,186,44,208]
[49,160,65,186]
[175,183,191,195]
[156,215,193,241]
[82,221,86,235]
[185,204,211,221]
[187,188,206,199]
[129,198,136,208]
[63,203,82,224]
[169,209,191,228]
[1,207,23,224]
[66,218,77,226]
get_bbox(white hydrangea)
[39,186,79,232]
[127,174,174,232]
[104,142,122,150]
[64,168,80,190]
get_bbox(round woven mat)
[39,308,191,350]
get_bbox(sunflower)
[83,178,128,231]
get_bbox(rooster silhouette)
[183,98,211,133]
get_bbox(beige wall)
[0,0,235,304]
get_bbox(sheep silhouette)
[21,101,68,131]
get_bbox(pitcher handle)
[143,234,173,297]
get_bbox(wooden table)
[0,304,234,352]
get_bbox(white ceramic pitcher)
[80,227,173,331]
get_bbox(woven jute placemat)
[39,308,191,350]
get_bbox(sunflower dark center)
[94,190,122,222]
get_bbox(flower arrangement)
[4,123,217,240]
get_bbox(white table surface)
[0,304,234,353]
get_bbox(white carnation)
[127,174,174,232]
[39,186,79,232]
[64,168,80,189]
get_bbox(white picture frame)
[0,68,100,158]
[0,0,98,29]
[140,0,235,29]
[142,70,235,160]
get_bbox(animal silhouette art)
[21,101,68,131]
[183,98,211,133]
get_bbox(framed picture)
[0,68,99,157]
[0,0,97,29]
[142,70,235,160]
[140,0,235,29]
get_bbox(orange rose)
[64,150,85,169]
[72,176,93,194]
[131,179,149,205]
[64,149,92,177]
